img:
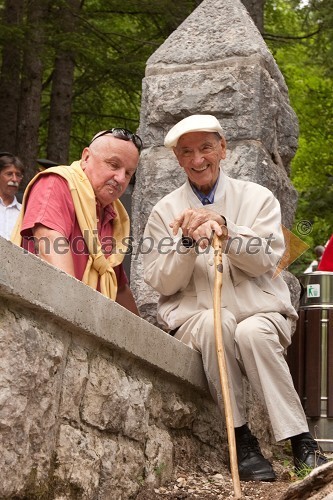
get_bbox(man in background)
[0,152,24,239]
[304,245,325,273]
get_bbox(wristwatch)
[181,236,196,248]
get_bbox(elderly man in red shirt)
[12,129,142,315]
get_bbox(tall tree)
[309,0,333,74]
[46,0,82,164]
[241,0,266,32]
[0,0,202,176]
[0,0,24,152]
[65,0,203,160]
[16,0,49,182]
[264,0,333,273]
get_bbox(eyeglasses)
[89,128,143,152]
[0,152,24,179]
[3,171,24,180]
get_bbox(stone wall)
[130,0,299,322]
[0,2,301,496]
[0,237,230,499]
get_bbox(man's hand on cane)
[170,208,227,249]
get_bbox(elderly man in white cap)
[143,115,327,481]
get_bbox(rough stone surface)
[81,355,152,441]
[55,424,104,497]
[0,237,229,499]
[282,269,302,333]
[59,344,89,424]
[224,143,298,228]
[0,238,209,392]
[130,148,185,326]
[0,306,68,497]
[144,426,174,485]
[140,60,297,169]
[132,0,299,311]
[0,247,324,500]
[145,3,287,92]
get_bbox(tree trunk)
[241,0,266,33]
[0,0,24,153]
[16,0,48,183]
[47,0,82,165]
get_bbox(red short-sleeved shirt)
[21,174,128,287]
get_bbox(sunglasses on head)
[89,128,143,152]
[0,151,15,158]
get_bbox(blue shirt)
[190,174,219,205]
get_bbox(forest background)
[0,0,332,275]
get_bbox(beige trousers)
[175,309,308,442]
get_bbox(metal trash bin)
[288,272,333,452]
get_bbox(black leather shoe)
[235,427,276,482]
[292,434,328,471]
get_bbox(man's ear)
[220,137,227,160]
[173,146,181,164]
[80,147,90,169]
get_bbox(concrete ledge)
[0,237,208,392]
[0,236,223,499]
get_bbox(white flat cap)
[164,115,224,148]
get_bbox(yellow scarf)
[11,161,129,300]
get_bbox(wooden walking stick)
[213,233,242,499]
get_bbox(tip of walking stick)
[232,479,243,499]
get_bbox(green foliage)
[294,462,314,480]
[0,0,201,165]
[154,462,166,477]
[310,0,333,74]
[265,0,333,273]
[1,0,332,241]
[63,0,202,159]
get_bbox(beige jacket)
[143,170,297,330]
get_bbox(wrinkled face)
[0,165,23,201]
[174,131,226,194]
[81,136,139,207]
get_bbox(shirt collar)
[104,203,117,222]
[190,172,220,205]
[0,195,20,208]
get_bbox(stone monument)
[131,0,299,322]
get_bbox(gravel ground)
[136,458,295,499]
